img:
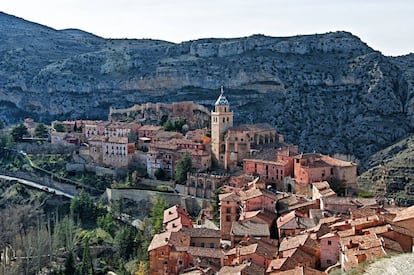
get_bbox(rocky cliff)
[357,134,414,205]
[1,12,413,166]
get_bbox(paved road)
[0,174,75,199]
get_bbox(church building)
[211,88,283,171]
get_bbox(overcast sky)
[2,0,413,56]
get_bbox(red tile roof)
[148,230,189,251]
[393,205,414,222]
[231,221,270,237]
[275,266,327,275]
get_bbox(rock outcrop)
[0,12,413,167]
[358,134,414,205]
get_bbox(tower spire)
[220,86,224,95]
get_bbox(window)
[226,207,231,214]
[327,259,332,264]
[328,240,332,245]
[210,243,215,248]
[226,216,231,222]
[179,260,183,265]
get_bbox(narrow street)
[0,174,75,199]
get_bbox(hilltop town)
[2,88,413,274]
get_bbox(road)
[0,174,75,199]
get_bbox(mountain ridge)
[0,12,413,168]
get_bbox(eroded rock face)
[0,12,413,164]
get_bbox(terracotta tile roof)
[226,240,278,259]
[312,181,330,190]
[322,197,377,207]
[219,192,241,202]
[248,238,278,258]
[393,205,414,222]
[320,155,357,167]
[350,215,380,227]
[279,233,311,252]
[267,247,314,272]
[318,216,342,225]
[180,266,212,275]
[218,262,265,275]
[148,230,189,251]
[267,257,289,272]
[277,211,297,228]
[240,188,279,201]
[226,243,258,256]
[336,228,355,238]
[342,245,386,269]
[340,234,383,250]
[240,209,276,225]
[231,221,270,237]
[243,157,286,165]
[187,246,226,259]
[163,205,190,224]
[350,207,379,219]
[275,266,327,275]
[182,228,221,238]
[362,224,391,235]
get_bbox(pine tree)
[175,153,192,183]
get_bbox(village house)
[87,135,135,168]
[230,220,270,244]
[319,232,340,269]
[292,153,357,196]
[147,136,211,179]
[83,120,106,139]
[320,197,377,214]
[147,141,178,179]
[148,230,191,275]
[391,205,414,232]
[273,266,327,275]
[266,246,317,274]
[244,146,299,190]
[312,181,336,201]
[219,192,241,240]
[339,233,386,272]
[224,239,278,269]
[218,262,266,275]
[103,121,140,138]
[137,125,163,140]
[163,205,193,232]
[240,188,279,213]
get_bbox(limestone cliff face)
[358,134,414,206]
[0,12,413,165]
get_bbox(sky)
[2,0,413,56]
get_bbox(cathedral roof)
[215,87,229,106]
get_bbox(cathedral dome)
[215,87,229,106]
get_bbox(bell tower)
[211,87,233,167]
